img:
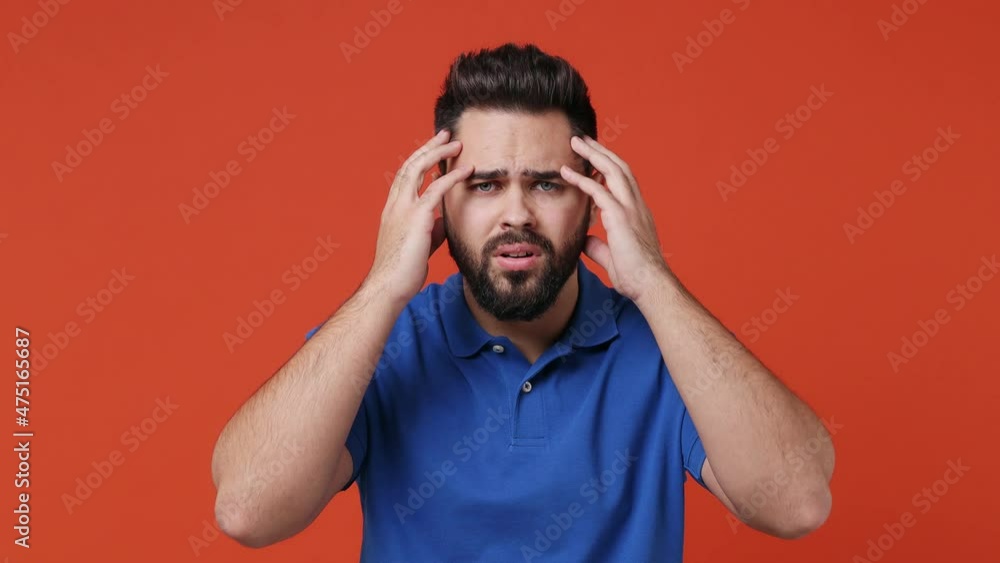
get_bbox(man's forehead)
[447,109,585,170]
[447,152,587,174]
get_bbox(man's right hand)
[366,128,474,304]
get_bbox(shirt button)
[521,381,533,393]
[492,344,505,353]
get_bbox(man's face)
[440,108,597,322]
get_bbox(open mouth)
[494,247,541,271]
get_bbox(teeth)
[503,252,530,258]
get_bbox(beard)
[442,205,591,322]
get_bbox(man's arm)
[558,134,834,540]
[210,128,473,549]
[636,274,834,539]
[210,275,404,548]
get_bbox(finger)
[560,164,620,214]
[581,135,638,195]
[394,141,464,201]
[402,128,450,171]
[389,129,453,199]
[570,136,634,206]
[584,235,611,271]
[419,163,474,207]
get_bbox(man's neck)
[462,269,580,364]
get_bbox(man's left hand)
[560,135,670,304]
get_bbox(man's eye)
[535,181,561,192]
[472,182,496,192]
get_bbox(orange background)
[2,0,998,561]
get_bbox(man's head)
[433,43,601,322]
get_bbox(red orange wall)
[1,0,997,561]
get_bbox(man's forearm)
[210,274,404,546]
[634,269,834,532]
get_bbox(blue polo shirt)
[305,259,709,562]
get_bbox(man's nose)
[500,186,535,230]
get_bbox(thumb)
[429,215,447,257]
[583,235,611,271]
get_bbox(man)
[211,42,835,561]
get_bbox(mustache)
[482,231,554,256]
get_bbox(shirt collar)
[441,258,621,358]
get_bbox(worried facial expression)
[440,109,599,321]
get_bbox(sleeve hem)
[685,438,709,490]
[341,423,366,491]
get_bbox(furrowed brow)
[467,168,564,181]
[522,169,562,180]
[468,169,507,181]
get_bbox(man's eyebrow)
[467,168,565,181]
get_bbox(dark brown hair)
[433,42,597,177]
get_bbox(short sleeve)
[680,405,708,489]
[306,323,368,491]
